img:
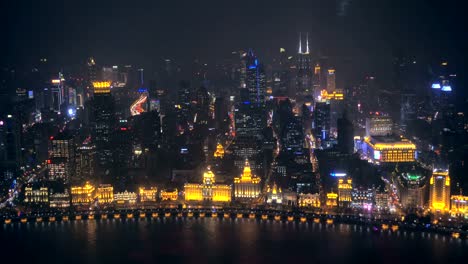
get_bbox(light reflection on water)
[2,218,468,264]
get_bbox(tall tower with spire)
[296,32,313,104]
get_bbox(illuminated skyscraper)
[244,50,266,106]
[91,81,115,169]
[296,33,313,104]
[313,101,331,145]
[429,169,451,212]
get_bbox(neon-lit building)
[362,135,416,163]
[351,188,374,210]
[184,167,232,202]
[450,195,468,218]
[96,184,114,203]
[139,187,158,202]
[429,170,450,212]
[160,189,178,201]
[338,178,352,207]
[213,143,225,158]
[71,182,95,205]
[233,159,261,200]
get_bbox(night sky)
[2,0,467,91]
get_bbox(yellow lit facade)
[24,186,49,203]
[160,189,178,201]
[298,193,321,208]
[320,89,344,100]
[139,187,158,202]
[450,195,468,218]
[429,170,451,212]
[114,191,137,204]
[233,159,261,199]
[364,136,416,163]
[71,182,95,205]
[266,183,282,204]
[92,81,111,94]
[97,184,114,203]
[338,178,352,207]
[213,143,225,158]
[184,167,232,202]
[326,192,338,207]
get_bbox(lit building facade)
[49,190,70,208]
[352,188,375,210]
[450,195,468,218]
[365,113,393,137]
[114,191,137,205]
[326,192,338,207]
[298,193,321,208]
[266,183,282,204]
[139,187,158,202]
[160,189,178,201]
[233,159,261,200]
[338,178,352,207]
[363,136,416,163]
[71,182,95,205]
[396,172,427,209]
[97,184,114,203]
[429,170,450,212]
[184,167,232,202]
[24,186,49,203]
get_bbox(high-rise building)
[282,116,304,155]
[396,172,427,209]
[244,50,266,106]
[50,131,76,183]
[326,69,336,92]
[91,81,116,169]
[313,101,331,145]
[429,169,451,212]
[337,113,354,154]
[233,159,261,200]
[296,33,313,104]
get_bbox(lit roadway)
[0,161,48,209]
[130,93,148,116]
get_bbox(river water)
[1,218,467,263]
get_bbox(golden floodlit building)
[139,187,158,202]
[266,182,282,204]
[160,189,178,201]
[24,186,49,203]
[429,170,450,212]
[213,143,225,158]
[338,178,352,207]
[71,182,95,205]
[326,192,338,208]
[450,195,468,218]
[233,159,261,200]
[97,184,114,203]
[363,135,416,163]
[184,167,231,202]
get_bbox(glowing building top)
[213,143,225,158]
[234,159,260,184]
[320,89,344,101]
[92,81,111,94]
[203,167,216,185]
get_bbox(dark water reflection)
[1,218,467,264]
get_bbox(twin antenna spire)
[298,32,310,54]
